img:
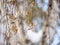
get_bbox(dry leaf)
[26,11,29,16]
[29,23,34,27]
[9,15,14,19]
[10,0,15,5]
[32,1,35,5]
[9,15,15,22]
[11,25,18,33]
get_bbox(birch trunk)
[41,0,59,45]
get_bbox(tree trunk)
[41,0,59,45]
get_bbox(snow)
[0,24,6,44]
[0,0,60,45]
[51,26,60,45]
[24,17,44,43]
[32,17,44,31]
[35,0,49,12]
[26,30,43,43]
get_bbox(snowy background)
[0,0,60,45]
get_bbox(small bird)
[26,29,43,43]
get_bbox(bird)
[26,29,43,43]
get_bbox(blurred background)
[0,0,60,45]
